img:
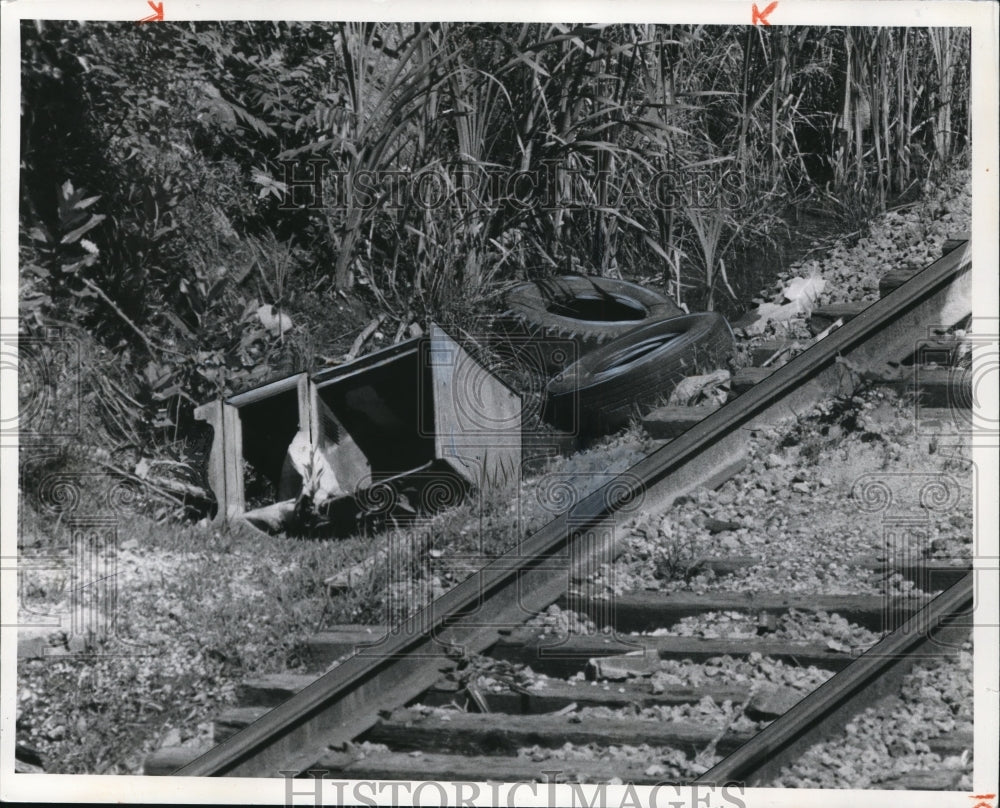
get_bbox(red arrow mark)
[752,1,778,25]
[137,1,164,23]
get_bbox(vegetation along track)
[149,237,974,784]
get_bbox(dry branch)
[345,315,387,362]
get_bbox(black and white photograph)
[1,2,997,806]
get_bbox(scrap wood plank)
[864,557,971,590]
[421,679,800,719]
[489,630,860,676]
[313,749,681,785]
[559,589,929,633]
[749,339,804,367]
[345,315,387,362]
[904,366,971,407]
[214,706,270,743]
[576,553,762,579]
[420,678,751,714]
[808,302,868,335]
[192,399,244,519]
[731,367,774,395]
[145,746,210,775]
[942,232,971,255]
[906,335,967,367]
[303,625,389,669]
[641,404,721,439]
[582,647,855,681]
[879,268,920,298]
[688,554,758,572]
[363,708,755,756]
[575,554,968,589]
[237,673,317,708]
[877,770,963,790]
[847,366,971,407]
[926,726,974,757]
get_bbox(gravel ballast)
[592,389,972,605]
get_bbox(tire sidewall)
[505,275,684,348]
[543,312,734,431]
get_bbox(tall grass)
[835,27,969,210]
[23,21,970,328]
[284,24,968,316]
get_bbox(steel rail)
[695,572,974,787]
[177,241,970,776]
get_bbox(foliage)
[16,505,352,773]
[17,20,971,486]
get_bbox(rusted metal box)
[194,324,521,528]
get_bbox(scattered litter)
[667,369,731,407]
[256,304,293,336]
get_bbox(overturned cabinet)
[194,324,522,530]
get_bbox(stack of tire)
[501,275,734,436]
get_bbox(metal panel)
[308,383,372,495]
[311,339,420,387]
[199,373,311,521]
[428,324,521,490]
[222,403,244,519]
[226,372,305,407]
[197,327,522,520]
[193,399,244,520]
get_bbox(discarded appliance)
[194,324,522,533]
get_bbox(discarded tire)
[542,312,735,434]
[500,275,683,371]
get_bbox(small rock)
[719,536,742,552]
[704,517,741,534]
[764,453,786,469]
[66,635,89,654]
[14,744,44,774]
[791,482,810,494]
[756,614,778,635]
[160,727,182,748]
[746,686,804,719]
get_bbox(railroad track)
[148,235,976,786]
